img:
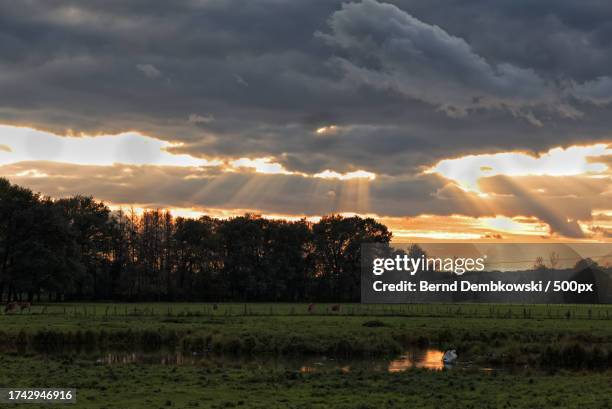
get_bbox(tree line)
[0,178,391,302]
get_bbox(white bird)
[442,349,458,364]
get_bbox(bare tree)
[549,251,560,269]
[533,256,546,271]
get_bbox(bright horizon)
[1,124,611,242]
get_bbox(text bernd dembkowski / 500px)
[372,280,593,294]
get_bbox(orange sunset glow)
[1,123,611,242]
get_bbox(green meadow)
[2,303,612,363]
[1,354,611,409]
[1,303,612,408]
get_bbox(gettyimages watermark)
[361,243,612,304]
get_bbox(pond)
[89,348,468,373]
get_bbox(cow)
[308,303,315,313]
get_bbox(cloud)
[573,76,612,105]
[188,114,214,124]
[234,74,249,87]
[2,0,612,171]
[2,1,612,239]
[430,144,612,192]
[136,64,162,79]
[315,0,605,121]
[2,145,612,239]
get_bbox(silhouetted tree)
[313,215,391,301]
[56,196,111,299]
[0,178,395,302]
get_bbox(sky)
[1,0,612,241]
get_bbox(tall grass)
[1,303,611,369]
[5,302,612,320]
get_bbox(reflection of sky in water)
[297,349,447,373]
[388,350,445,372]
[94,349,449,373]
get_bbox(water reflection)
[99,352,201,365]
[388,349,446,372]
[95,348,449,373]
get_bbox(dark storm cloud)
[2,0,612,240]
[2,0,612,177]
[317,0,559,118]
[386,0,612,82]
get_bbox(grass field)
[1,354,611,409]
[1,303,611,408]
[1,303,612,359]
